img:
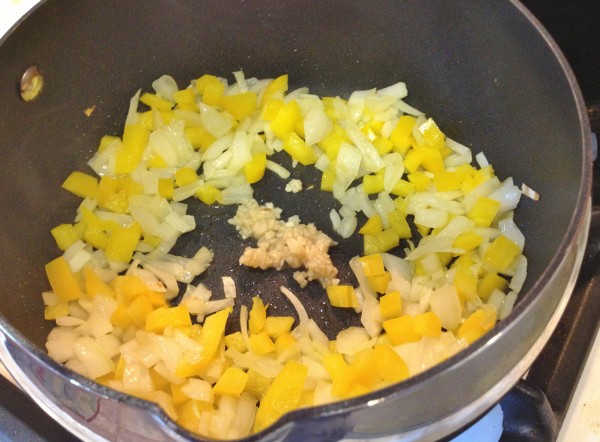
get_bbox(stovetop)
[0,1,599,441]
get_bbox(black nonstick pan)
[0,1,592,441]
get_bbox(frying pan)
[0,1,592,441]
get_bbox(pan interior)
[0,0,586,350]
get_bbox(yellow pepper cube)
[158,178,174,199]
[173,88,197,111]
[244,368,273,400]
[376,228,400,253]
[254,361,308,433]
[262,316,295,338]
[322,352,347,380]
[213,366,249,397]
[45,256,82,302]
[220,92,257,121]
[84,266,115,299]
[126,294,154,327]
[199,77,225,106]
[347,348,381,390]
[140,92,173,111]
[383,315,421,346]
[184,126,216,152]
[362,173,385,194]
[367,272,391,294]
[248,332,276,355]
[97,134,120,153]
[361,120,383,140]
[453,265,479,302]
[110,303,132,329]
[270,100,302,139]
[320,165,336,192]
[468,197,501,228]
[243,152,267,184]
[363,234,381,256]
[261,99,284,121]
[379,291,403,320]
[225,331,247,353]
[116,123,150,174]
[413,312,442,338]
[170,383,189,407]
[373,343,409,383]
[282,132,317,166]
[434,170,463,192]
[477,271,508,300]
[391,179,416,198]
[275,332,296,356]
[483,235,521,273]
[51,224,80,251]
[407,171,431,191]
[196,308,231,369]
[326,285,358,309]
[260,74,288,107]
[388,210,412,239]
[403,148,422,173]
[113,275,148,301]
[145,291,168,309]
[318,124,348,160]
[62,171,99,199]
[373,136,394,156]
[146,305,192,333]
[105,224,142,263]
[249,296,267,335]
[458,307,498,344]
[415,146,444,174]
[390,115,416,155]
[175,167,199,187]
[44,302,70,320]
[359,215,383,235]
[453,230,484,252]
[359,253,386,277]
[195,184,221,205]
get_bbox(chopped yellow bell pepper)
[483,235,521,273]
[282,132,317,166]
[248,332,276,355]
[213,366,249,397]
[373,343,409,383]
[140,92,173,111]
[326,285,358,309]
[254,360,308,432]
[146,305,192,333]
[270,100,302,139]
[379,291,403,320]
[45,256,82,302]
[62,171,99,199]
[243,152,267,184]
[105,224,142,263]
[262,316,295,338]
[468,197,501,228]
[458,307,497,343]
[221,92,257,121]
[389,115,416,155]
[84,266,114,299]
[260,74,288,107]
[249,296,267,335]
[50,224,80,251]
[359,215,383,235]
[477,271,507,299]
